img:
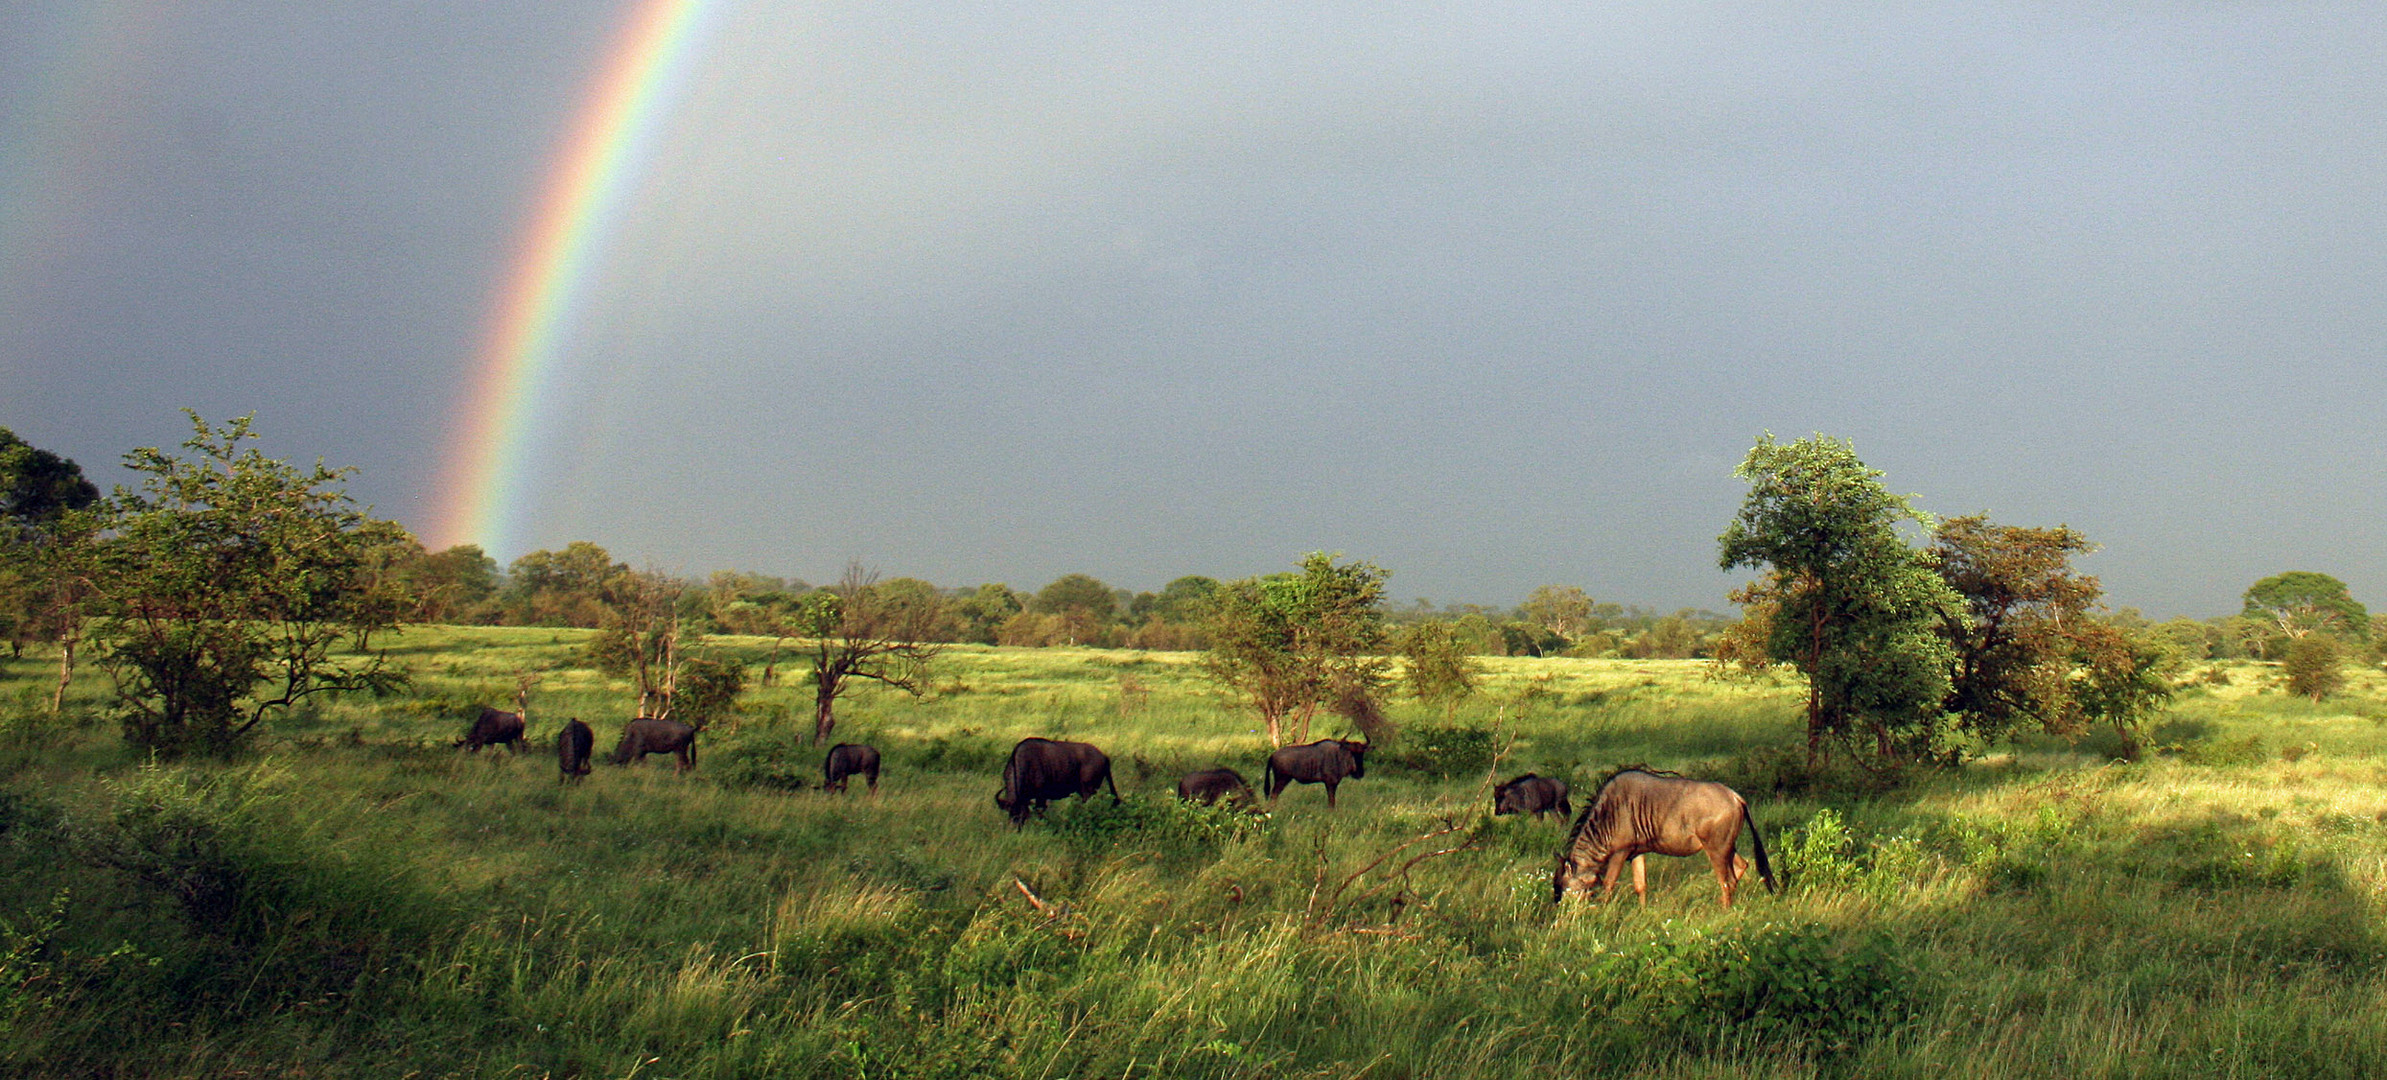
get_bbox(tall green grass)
[2,630,2385,1076]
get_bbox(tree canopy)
[1201,552,1390,746]
[2242,571,2368,643]
[82,414,408,757]
[1719,433,1958,763]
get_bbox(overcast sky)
[6,1,2384,616]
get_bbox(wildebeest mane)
[1569,764,1690,845]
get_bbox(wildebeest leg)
[1707,846,1740,908]
[1325,780,1339,809]
[1597,850,1633,904]
[1631,854,1647,904]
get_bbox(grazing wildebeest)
[1494,773,1573,819]
[1552,768,1774,908]
[610,717,698,772]
[824,743,881,795]
[456,705,527,753]
[1264,739,1369,808]
[994,738,1119,827]
[1176,766,1254,807]
[556,718,594,783]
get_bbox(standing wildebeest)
[1552,768,1775,908]
[824,743,881,794]
[1176,766,1254,807]
[994,738,1119,827]
[1494,773,1573,819]
[610,718,698,772]
[1263,739,1368,808]
[456,705,527,753]
[556,718,594,783]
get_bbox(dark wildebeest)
[1552,768,1775,908]
[1263,739,1368,808]
[610,717,698,772]
[556,718,594,784]
[1176,766,1254,807]
[824,743,881,795]
[1494,773,1573,819]
[456,706,527,753]
[994,738,1119,827]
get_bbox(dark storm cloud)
[8,1,2385,615]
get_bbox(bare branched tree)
[797,562,943,743]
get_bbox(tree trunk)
[1806,604,1825,766]
[813,678,838,744]
[52,630,76,717]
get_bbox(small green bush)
[1383,722,1497,779]
[1042,793,1265,856]
[710,733,811,792]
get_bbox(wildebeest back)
[1263,739,1369,807]
[557,718,594,782]
[1553,768,1775,906]
[995,737,1119,825]
[612,717,698,771]
[824,743,881,793]
[1176,766,1253,806]
[1494,773,1571,818]
[458,706,526,752]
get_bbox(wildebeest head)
[1336,739,1368,778]
[1494,774,1535,815]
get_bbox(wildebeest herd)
[462,707,1775,906]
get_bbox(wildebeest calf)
[1264,739,1368,808]
[994,737,1119,827]
[1552,768,1775,908]
[556,718,594,783]
[457,706,526,753]
[824,743,881,794]
[1176,766,1254,807]
[1493,773,1572,819]
[610,717,698,772]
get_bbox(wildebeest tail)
[1742,803,1776,893]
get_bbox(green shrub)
[1042,793,1265,856]
[2284,636,2347,701]
[1383,722,1497,779]
[710,732,812,792]
[1571,921,1917,1057]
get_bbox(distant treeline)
[388,540,1740,658]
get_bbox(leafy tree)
[1397,620,1482,719]
[2242,572,2368,646]
[794,564,943,743]
[1928,516,2107,742]
[1032,573,1117,620]
[83,414,408,757]
[398,543,500,624]
[1718,434,1959,764]
[0,429,101,667]
[2282,634,2346,702]
[2070,622,2178,756]
[0,428,101,528]
[1028,573,1117,645]
[670,655,749,729]
[501,542,625,627]
[950,583,1024,644]
[1520,585,1594,641]
[1201,552,1391,746]
[586,568,687,717]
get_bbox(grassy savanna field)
[6,628,2387,1077]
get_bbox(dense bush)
[1383,721,1497,779]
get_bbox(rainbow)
[429,0,722,555]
